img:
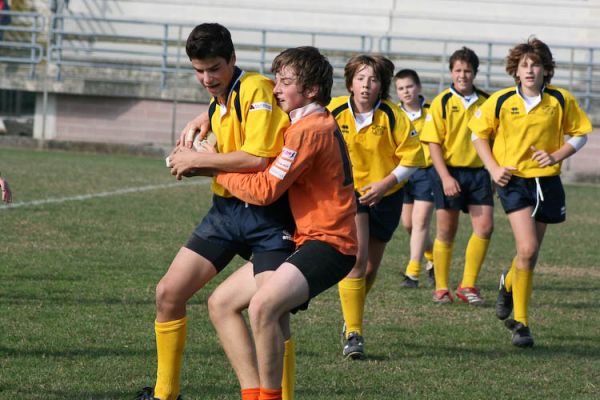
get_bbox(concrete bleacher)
[57,0,600,48]
[1,0,598,179]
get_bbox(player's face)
[516,55,546,96]
[395,77,421,108]
[191,55,236,102]
[350,65,381,113]
[273,67,312,114]
[450,60,476,96]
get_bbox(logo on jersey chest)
[451,105,460,113]
[542,105,556,116]
[340,124,350,134]
[511,107,519,115]
[370,125,386,136]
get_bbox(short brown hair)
[344,54,395,100]
[505,37,555,84]
[449,47,479,75]
[271,46,333,106]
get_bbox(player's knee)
[516,243,539,266]
[155,278,181,312]
[207,289,230,323]
[248,293,276,329]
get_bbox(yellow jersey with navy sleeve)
[399,96,432,167]
[420,86,489,168]
[328,96,425,196]
[208,67,289,197]
[469,84,592,178]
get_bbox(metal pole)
[40,13,53,149]
[170,25,183,147]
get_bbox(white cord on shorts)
[531,177,545,217]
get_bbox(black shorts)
[403,167,434,204]
[356,188,403,242]
[287,240,356,312]
[496,175,566,224]
[429,166,494,213]
[185,194,295,272]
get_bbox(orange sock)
[241,387,260,400]
[259,387,282,400]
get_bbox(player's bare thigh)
[156,247,219,321]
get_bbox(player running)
[329,55,425,359]
[470,37,592,347]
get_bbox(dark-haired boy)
[136,23,295,400]
[420,47,494,306]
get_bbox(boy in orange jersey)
[208,46,357,400]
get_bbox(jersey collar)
[216,66,244,112]
[289,102,326,124]
[516,84,545,114]
[450,84,479,109]
[348,97,379,131]
[400,95,426,121]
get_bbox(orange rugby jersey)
[216,110,357,255]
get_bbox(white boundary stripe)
[0,180,210,210]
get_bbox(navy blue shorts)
[287,240,356,313]
[429,167,494,213]
[403,167,434,204]
[496,175,566,224]
[356,188,403,242]
[185,194,295,272]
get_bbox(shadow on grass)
[0,293,156,306]
[7,384,234,400]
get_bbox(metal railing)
[379,35,600,111]
[46,14,373,90]
[1,11,599,111]
[0,11,45,79]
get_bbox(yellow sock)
[405,259,421,279]
[433,239,453,290]
[365,274,376,295]
[154,317,187,400]
[461,233,490,288]
[281,338,295,400]
[504,258,516,291]
[338,277,366,337]
[424,249,434,263]
[513,268,533,326]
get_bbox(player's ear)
[305,84,319,101]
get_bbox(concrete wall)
[34,93,207,147]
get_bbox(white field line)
[0,179,210,210]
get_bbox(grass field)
[1,147,599,400]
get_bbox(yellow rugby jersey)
[328,96,425,196]
[469,85,592,178]
[399,96,432,167]
[208,67,289,197]
[420,86,489,168]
